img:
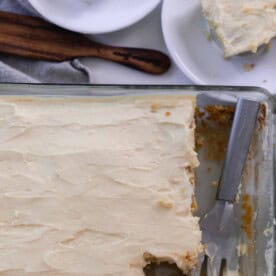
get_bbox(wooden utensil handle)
[85,44,171,75]
[0,11,171,75]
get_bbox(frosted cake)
[202,0,276,57]
[0,95,202,275]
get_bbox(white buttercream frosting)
[202,0,276,57]
[0,95,201,275]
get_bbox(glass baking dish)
[0,83,273,276]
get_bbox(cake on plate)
[202,0,276,57]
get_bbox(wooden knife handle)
[86,44,171,75]
[0,11,171,75]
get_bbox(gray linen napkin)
[0,0,93,83]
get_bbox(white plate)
[162,0,276,94]
[28,0,161,34]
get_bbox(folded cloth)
[0,0,93,83]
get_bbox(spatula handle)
[0,11,170,75]
[217,98,260,202]
[90,44,171,75]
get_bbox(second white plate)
[162,0,276,93]
[28,0,161,34]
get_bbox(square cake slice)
[202,0,276,57]
[0,95,202,275]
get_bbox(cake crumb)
[143,252,158,263]
[195,135,204,150]
[257,104,267,130]
[237,243,248,256]
[243,63,255,72]
[204,105,234,125]
[241,194,253,240]
[195,107,205,118]
[165,111,171,117]
[191,195,198,212]
[158,199,173,209]
[212,180,219,187]
[151,103,161,113]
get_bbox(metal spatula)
[200,98,260,275]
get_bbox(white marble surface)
[82,4,192,85]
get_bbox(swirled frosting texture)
[202,0,276,57]
[0,95,201,275]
